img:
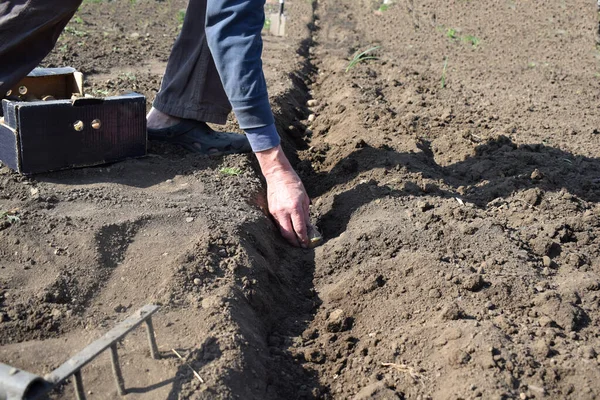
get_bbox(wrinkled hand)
[255,145,311,247]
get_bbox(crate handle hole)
[73,120,84,131]
[91,119,101,130]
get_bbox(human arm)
[254,144,311,248]
[204,0,311,247]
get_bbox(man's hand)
[255,145,311,247]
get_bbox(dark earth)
[1,0,600,399]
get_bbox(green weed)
[446,28,457,39]
[177,9,186,29]
[64,26,87,37]
[73,16,84,24]
[441,57,448,88]
[462,35,480,48]
[0,209,20,225]
[121,72,137,81]
[264,17,271,31]
[378,4,389,12]
[346,46,380,72]
[93,88,110,96]
[220,167,242,176]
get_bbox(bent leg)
[0,0,82,96]
[153,0,231,125]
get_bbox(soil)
[2,0,600,399]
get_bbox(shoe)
[147,119,251,156]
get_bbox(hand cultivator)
[0,305,160,400]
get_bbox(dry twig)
[172,349,205,383]
[381,362,423,381]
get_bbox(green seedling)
[220,167,242,176]
[177,9,186,28]
[1,209,20,224]
[73,16,84,24]
[441,57,448,88]
[378,4,389,12]
[346,46,380,72]
[93,88,110,96]
[263,17,271,31]
[462,35,480,48]
[64,26,87,37]
[446,28,457,39]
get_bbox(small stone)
[520,393,527,400]
[306,99,318,107]
[185,217,194,223]
[417,201,433,212]
[114,304,126,313]
[307,113,316,123]
[193,278,202,286]
[304,349,325,364]
[326,309,352,333]
[462,274,484,292]
[533,339,551,358]
[542,256,557,268]
[440,302,465,321]
[539,315,554,327]
[530,169,544,180]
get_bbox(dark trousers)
[0,0,269,126]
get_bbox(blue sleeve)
[205,0,275,130]
[245,123,281,152]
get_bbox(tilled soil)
[1,0,600,399]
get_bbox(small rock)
[520,393,527,400]
[114,304,126,313]
[440,302,465,321]
[193,278,202,286]
[185,217,194,223]
[326,309,352,333]
[417,201,433,212]
[533,339,551,358]
[304,349,325,364]
[462,274,485,292]
[307,113,316,123]
[539,315,554,327]
[449,349,471,366]
[530,169,544,180]
[542,256,557,268]
[306,99,318,107]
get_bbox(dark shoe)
[147,119,251,156]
